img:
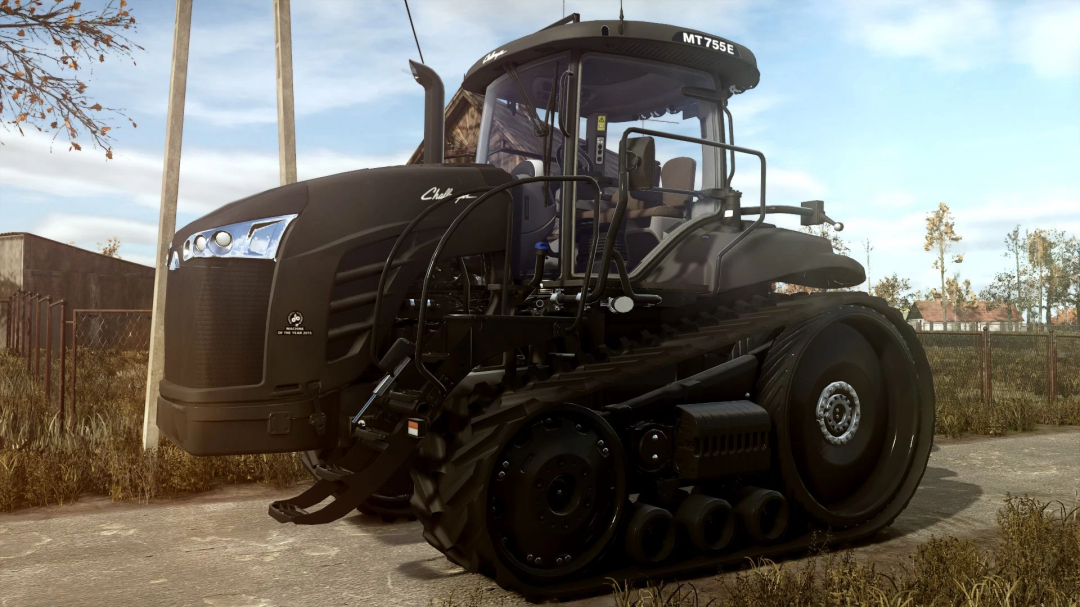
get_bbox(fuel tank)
[157,163,511,455]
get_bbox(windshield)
[571,54,722,275]
[475,53,570,174]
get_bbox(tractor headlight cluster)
[174,214,298,267]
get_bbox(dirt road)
[2,426,1078,607]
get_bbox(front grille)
[325,239,395,362]
[164,259,275,388]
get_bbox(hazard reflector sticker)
[408,420,421,437]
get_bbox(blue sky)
[1,0,1077,295]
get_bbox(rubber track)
[755,306,922,529]
[409,292,935,600]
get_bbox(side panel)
[637,224,865,293]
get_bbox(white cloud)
[1012,2,1080,78]
[35,213,159,248]
[836,0,1080,77]
[1,130,412,217]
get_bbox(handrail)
[368,185,495,366]
[414,174,602,394]
[609,127,767,297]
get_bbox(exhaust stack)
[409,60,445,164]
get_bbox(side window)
[477,54,571,282]
[571,55,719,274]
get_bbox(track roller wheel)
[300,449,415,522]
[735,487,789,542]
[675,494,735,552]
[486,405,628,582]
[757,305,932,529]
[625,503,677,563]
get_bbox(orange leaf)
[14,71,24,77]
[89,103,101,111]
[119,0,125,5]
[65,13,74,25]
[99,54,104,62]
[49,121,57,128]
[100,126,110,133]
[16,29,24,36]
[105,149,113,159]
[72,1,79,8]
[71,142,81,150]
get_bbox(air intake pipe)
[409,60,445,164]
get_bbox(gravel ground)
[1,425,1077,607]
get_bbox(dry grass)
[601,495,1080,606]
[0,349,305,512]
[922,340,1080,438]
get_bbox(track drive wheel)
[757,305,933,529]
[300,449,415,522]
[413,404,627,589]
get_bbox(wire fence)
[71,309,152,415]
[917,327,1080,407]
[2,290,151,428]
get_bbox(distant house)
[907,299,1024,332]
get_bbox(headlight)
[179,214,298,264]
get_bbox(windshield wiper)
[504,65,550,138]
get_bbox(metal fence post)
[72,310,78,417]
[35,295,46,379]
[45,296,53,406]
[982,325,993,405]
[1048,329,1056,404]
[60,301,68,429]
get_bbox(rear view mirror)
[622,136,656,190]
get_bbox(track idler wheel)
[758,305,931,529]
[675,494,735,552]
[735,487,789,543]
[487,405,628,581]
[625,503,677,563]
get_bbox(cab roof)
[462,18,759,96]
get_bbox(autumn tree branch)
[0,0,142,158]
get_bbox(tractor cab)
[461,16,760,284]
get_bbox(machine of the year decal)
[156,14,934,600]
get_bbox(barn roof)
[909,299,1022,322]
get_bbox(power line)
[403,0,424,64]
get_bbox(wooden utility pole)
[274,0,297,185]
[143,0,193,450]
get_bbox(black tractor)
[157,15,934,600]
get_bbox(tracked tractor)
[156,14,934,599]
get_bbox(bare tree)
[980,271,1020,320]
[0,0,141,158]
[97,235,120,257]
[924,202,963,323]
[871,273,913,314]
[863,238,873,294]
[1064,235,1080,326]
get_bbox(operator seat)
[624,157,697,266]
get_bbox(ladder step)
[313,464,350,482]
[268,500,309,523]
